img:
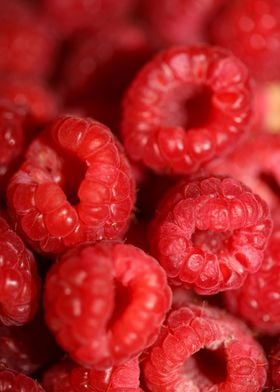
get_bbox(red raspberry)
[143,303,267,391]
[0,369,44,391]
[208,0,280,83]
[142,0,225,46]
[207,132,280,210]
[42,356,142,391]
[0,216,40,326]
[223,215,280,335]
[44,243,171,369]
[267,340,280,389]
[121,45,252,174]
[150,176,272,295]
[0,315,61,375]
[7,115,135,254]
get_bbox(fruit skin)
[150,176,272,295]
[267,340,280,389]
[208,0,280,83]
[223,213,280,335]
[42,356,143,391]
[0,369,45,391]
[44,242,171,369]
[143,303,267,391]
[7,115,136,255]
[121,45,252,174]
[0,216,40,326]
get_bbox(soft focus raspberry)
[208,0,280,83]
[0,369,44,391]
[0,315,61,375]
[207,132,280,210]
[7,115,135,254]
[122,45,252,174]
[44,0,135,37]
[150,176,272,294]
[142,0,225,46]
[42,356,142,391]
[267,340,280,389]
[143,303,267,391]
[223,214,280,335]
[44,243,171,368]
[0,216,40,326]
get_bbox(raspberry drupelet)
[150,176,272,295]
[0,369,44,391]
[0,216,40,326]
[44,243,171,369]
[121,45,252,175]
[42,356,142,391]
[7,115,136,254]
[143,303,267,391]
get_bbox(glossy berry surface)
[0,369,44,391]
[7,115,135,254]
[150,176,272,294]
[0,216,40,326]
[143,303,267,391]
[42,356,142,391]
[122,45,252,174]
[44,242,171,369]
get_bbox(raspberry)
[208,0,280,83]
[207,132,280,209]
[267,340,280,389]
[44,242,171,368]
[143,303,267,391]
[0,369,44,391]
[150,176,272,294]
[223,214,280,335]
[0,315,61,375]
[0,216,40,326]
[121,45,252,174]
[42,356,142,391]
[7,115,136,254]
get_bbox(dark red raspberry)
[0,76,59,125]
[44,243,171,369]
[223,214,280,335]
[42,356,142,391]
[267,340,280,389]
[0,216,40,326]
[142,0,225,46]
[7,115,135,254]
[207,132,280,210]
[150,176,272,295]
[121,45,252,174]
[44,0,135,37]
[0,369,44,391]
[208,0,280,83]
[143,303,267,391]
[0,315,61,375]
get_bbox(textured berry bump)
[143,303,267,391]
[122,45,252,174]
[44,243,171,369]
[150,176,272,294]
[0,216,40,326]
[42,356,142,391]
[0,369,44,391]
[7,115,136,254]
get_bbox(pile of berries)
[0,0,280,390]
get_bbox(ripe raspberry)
[208,0,280,83]
[150,176,272,295]
[143,303,267,391]
[0,216,40,326]
[44,243,171,369]
[122,45,252,174]
[207,132,280,210]
[0,315,61,375]
[7,115,135,254]
[42,356,142,391]
[0,369,44,391]
[267,340,280,389]
[223,215,280,335]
